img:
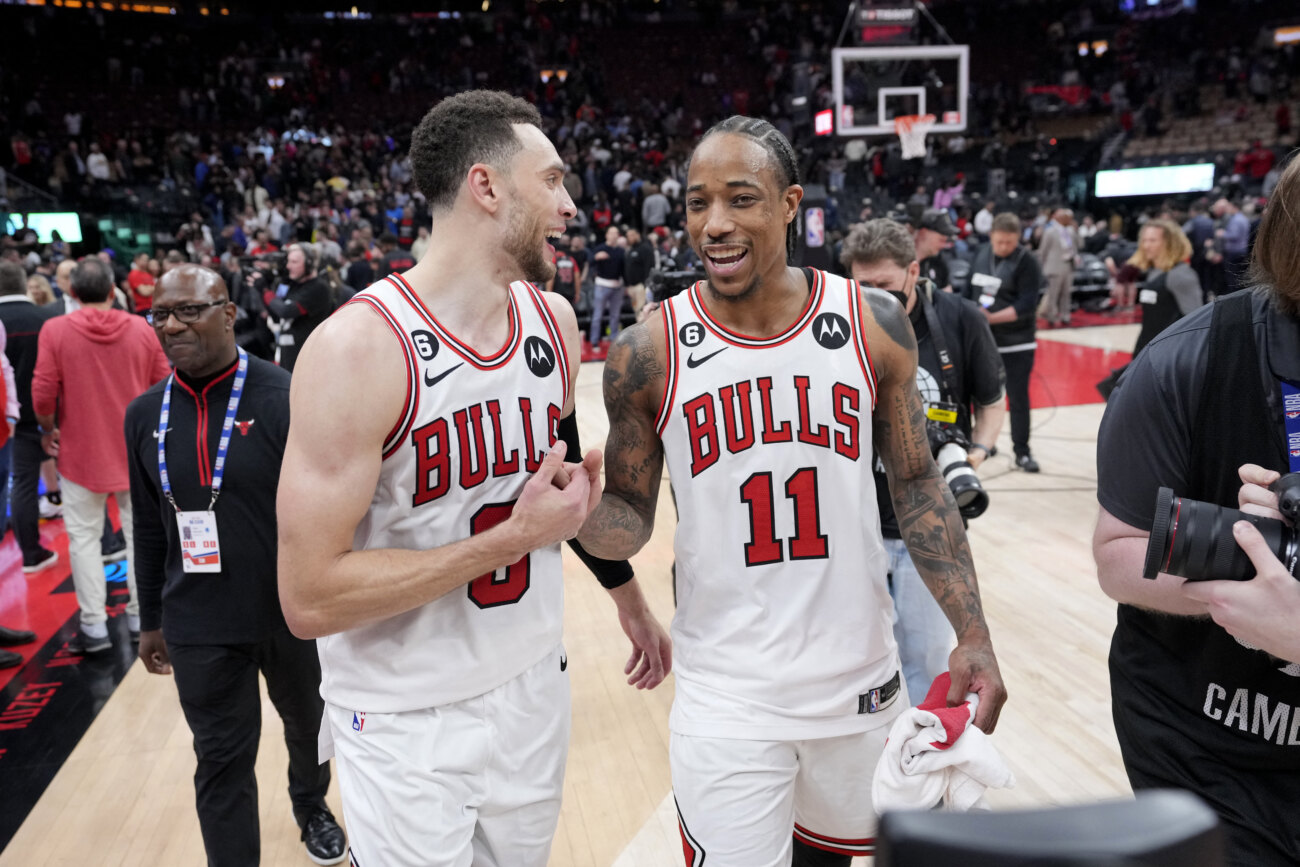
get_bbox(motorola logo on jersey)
[524,336,556,378]
[679,322,706,347]
[812,313,851,350]
[411,329,439,361]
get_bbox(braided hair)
[693,115,802,262]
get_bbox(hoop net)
[894,113,936,160]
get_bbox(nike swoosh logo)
[686,347,727,368]
[151,428,172,439]
[424,363,464,388]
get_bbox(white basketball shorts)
[671,724,896,866]
[322,644,570,867]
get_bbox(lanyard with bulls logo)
[158,348,248,573]
[1282,380,1300,473]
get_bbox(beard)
[704,274,761,304]
[503,199,556,284]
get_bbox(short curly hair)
[410,90,544,213]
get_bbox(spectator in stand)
[127,252,157,314]
[247,229,278,257]
[265,243,332,372]
[343,241,374,294]
[1212,197,1252,294]
[375,232,415,279]
[622,228,655,316]
[0,261,60,574]
[547,238,581,306]
[31,257,171,654]
[910,209,957,293]
[1183,200,1216,302]
[410,226,430,263]
[1128,219,1203,358]
[569,233,591,291]
[26,274,56,307]
[973,200,996,241]
[1277,102,1292,138]
[641,183,671,232]
[591,193,613,233]
[588,225,626,350]
[86,143,111,184]
[52,258,76,314]
[1037,207,1080,328]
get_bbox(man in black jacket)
[968,213,1043,472]
[843,219,1006,702]
[0,261,58,571]
[126,264,345,866]
[265,243,333,372]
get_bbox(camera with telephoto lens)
[645,268,707,303]
[926,418,989,519]
[1142,473,1300,581]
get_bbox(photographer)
[1093,156,1300,866]
[844,219,1006,702]
[264,243,332,373]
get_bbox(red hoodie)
[32,307,171,492]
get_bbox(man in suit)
[1037,208,1079,328]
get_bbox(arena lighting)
[1275,26,1300,45]
[1095,163,1216,198]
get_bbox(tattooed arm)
[863,287,1008,732]
[577,319,667,559]
[576,317,673,688]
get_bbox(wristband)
[969,443,991,457]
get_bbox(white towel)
[871,672,1016,813]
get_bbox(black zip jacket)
[125,355,292,644]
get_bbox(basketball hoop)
[894,113,936,160]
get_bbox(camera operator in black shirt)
[264,243,332,372]
[844,219,1006,703]
[1093,156,1300,866]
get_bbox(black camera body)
[926,415,989,519]
[646,268,706,303]
[1143,472,1300,581]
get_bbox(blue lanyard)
[158,348,248,511]
[1282,380,1300,473]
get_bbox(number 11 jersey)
[658,269,900,740]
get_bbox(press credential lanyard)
[159,348,248,572]
[1282,380,1300,474]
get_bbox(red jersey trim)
[793,823,876,856]
[346,295,419,460]
[654,299,681,437]
[687,268,824,348]
[525,283,571,411]
[388,273,521,370]
[847,280,879,411]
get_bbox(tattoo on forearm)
[581,327,665,557]
[879,368,988,639]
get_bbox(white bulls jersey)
[658,269,899,740]
[317,274,570,713]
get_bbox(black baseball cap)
[917,208,958,237]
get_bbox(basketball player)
[578,116,1006,867]
[276,91,671,867]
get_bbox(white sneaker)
[39,495,62,520]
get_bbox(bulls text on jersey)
[679,374,863,478]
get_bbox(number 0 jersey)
[317,275,570,713]
[658,269,900,740]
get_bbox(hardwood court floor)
[0,324,1139,867]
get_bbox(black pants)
[1001,348,1035,458]
[11,428,47,562]
[168,630,329,867]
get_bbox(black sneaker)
[0,649,22,669]
[1015,454,1041,473]
[22,549,58,574]
[301,808,347,865]
[66,630,112,656]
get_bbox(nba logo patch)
[1289,412,1300,420]
[352,712,365,733]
